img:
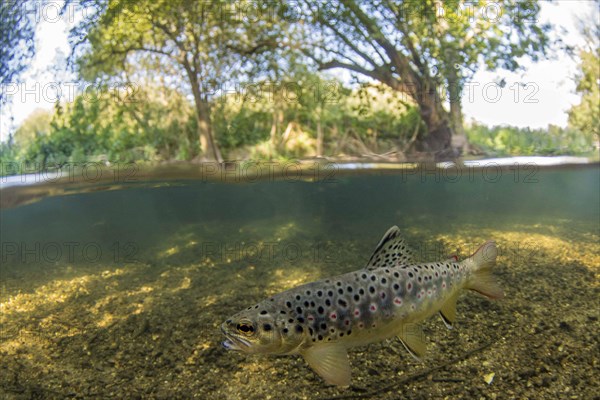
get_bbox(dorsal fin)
[365,226,414,270]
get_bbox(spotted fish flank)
[221,226,503,386]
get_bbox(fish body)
[221,226,503,386]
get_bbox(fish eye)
[236,321,255,336]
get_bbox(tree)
[13,108,53,147]
[302,0,551,158]
[70,0,281,162]
[0,1,36,89]
[568,4,599,144]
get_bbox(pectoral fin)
[397,324,426,361]
[439,292,459,329]
[301,344,351,386]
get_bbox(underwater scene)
[0,161,598,399]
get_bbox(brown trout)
[221,226,503,385]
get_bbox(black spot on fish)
[338,299,348,307]
[286,301,292,308]
[304,301,309,307]
[325,299,331,306]
[336,281,342,286]
[381,278,387,284]
[318,335,323,341]
[393,283,400,290]
[310,301,315,307]
[408,272,414,278]
[418,277,422,282]
[280,310,286,314]
[306,290,311,295]
[283,328,289,334]
[260,310,267,315]
[369,286,375,294]
[317,290,323,297]
[263,324,272,331]
[359,288,365,295]
[347,286,353,292]
[296,307,302,314]
[308,327,314,335]
[347,330,352,335]
[320,323,327,330]
[288,318,294,323]
[394,272,399,278]
[354,294,360,302]
[370,275,376,281]
[318,306,324,314]
[297,317,304,323]
[338,288,344,295]
[295,325,303,333]
[328,290,334,297]
[361,273,367,279]
[296,295,301,301]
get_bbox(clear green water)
[0,162,599,399]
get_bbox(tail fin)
[465,241,504,300]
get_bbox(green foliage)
[466,123,596,156]
[0,1,37,93]
[12,84,197,167]
[567,37,599,143]
[13,109,53,147]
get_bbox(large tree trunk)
[414,86,455,160]
[447,62,469,155]
[189,74,223,162]
[196,100,222,162]
[449,94,469,155]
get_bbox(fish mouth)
[221,326,250,352]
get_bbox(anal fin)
[439,292,459,329]
[301,344,351,386]
[397,324,426,361]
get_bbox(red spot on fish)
[308,315,314,321]
[452,255,458,261]
[427,290,431,296]
[370,304,377,312]
[354,309,360,316]
[407,283,412,290]
[345,320,350,326]
[394,297,402,305]
[442,282,446,288]
[330,313,337,320]
[417,294,421,299]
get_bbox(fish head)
[221,308,292,355]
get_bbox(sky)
[0,1,597,143]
